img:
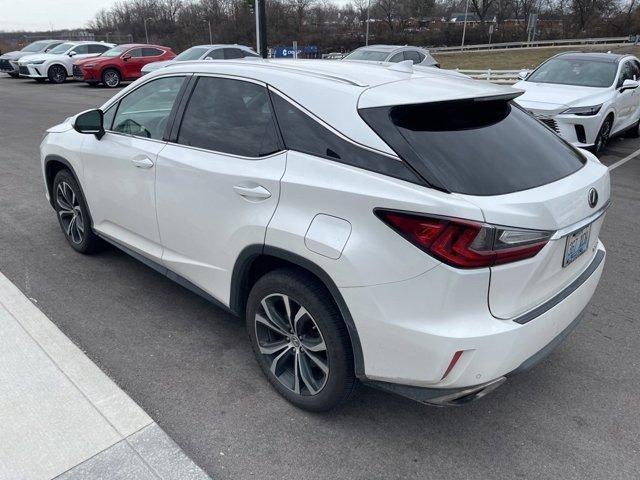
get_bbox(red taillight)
[376,210,551,268]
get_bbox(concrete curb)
[0,271,211,480]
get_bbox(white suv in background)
[515,52,640,155]
[40,60,609,411]
[18,41,115,83]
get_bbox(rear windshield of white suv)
[359,99,586,195]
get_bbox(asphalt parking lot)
[1,77,639,480]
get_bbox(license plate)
[563,224,591,267]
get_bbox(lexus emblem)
[588,188,598,208]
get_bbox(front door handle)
[233,184,271,200]
[132,156,154,169]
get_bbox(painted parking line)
[608,145,640,171]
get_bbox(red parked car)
[73,43,175,88]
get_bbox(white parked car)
[40,60,609,411]
[0,39,65,77]
[141,44,259,74]
[514,52,640,155]
[343,44,439,67]
[18,41,115,83]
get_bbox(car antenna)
[388,60,413,73]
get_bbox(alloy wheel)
[51,65,66,83]
[254,293,329,396]
[56,182,84,245]
[103,71,119,87]
[596,119,611,154]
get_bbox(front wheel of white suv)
[52,170,104,254]
[246,268,356,411]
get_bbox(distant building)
[449,12,481,23]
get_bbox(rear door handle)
[132,156,154,169]
[233,184,271,200]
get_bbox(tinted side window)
[129,48,143,58]
[243,51,260,58]
[177,77,280,157]
[271,93,422,183]
[224,48,244,59]
[143,48,163,57]
[73,45,90,55]
[617,61,636,87]
[112,76,184,140]
[404,50,424,64]
[206,49,224,59]
[388,53,404,63]
[89,44,110,54]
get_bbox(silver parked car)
[141,44,259,74]
[342,45,439,68]
[0,39,66,77]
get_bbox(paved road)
[1,77,639,480]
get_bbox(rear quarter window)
[359,99,586,195]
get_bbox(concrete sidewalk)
[0,272,211,480]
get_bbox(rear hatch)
[458,158,609,318]
[359,80,610,319]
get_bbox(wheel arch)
[100,65,122,80]
[44,155,94,227]
[231,245,366,378]
[47,62,68,76]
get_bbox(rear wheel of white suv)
[246,269,356,411]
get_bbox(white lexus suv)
[18,41,115,83]
[514,52,640,155]
[40,60,609,411]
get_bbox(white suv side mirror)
[68,51,77,57]
[517,70,529,81]
[620,78,639,92]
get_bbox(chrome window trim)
[102,74,189,142]
[100,72,191,114]
[166,73,283,160]
[268,87,403,162]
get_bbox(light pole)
[144,17,152,44]
[204,20,212,44]
[365,0,371,46]
[460,0,470,49]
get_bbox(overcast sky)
[0,0,122,31]
[0,0,352,32]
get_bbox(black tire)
[8,72,19,78]
[47,64,67,84]
[592,116,613,156]
[52,170,104,254]
[246,268,356,412]
[102,68,121,88]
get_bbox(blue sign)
[274,45,318,58]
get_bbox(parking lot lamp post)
[365,0,371,46]
[144,17,152,44]
[205,20,213,44]
[461,0,470,49]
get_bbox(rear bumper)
[342,242,606,402]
